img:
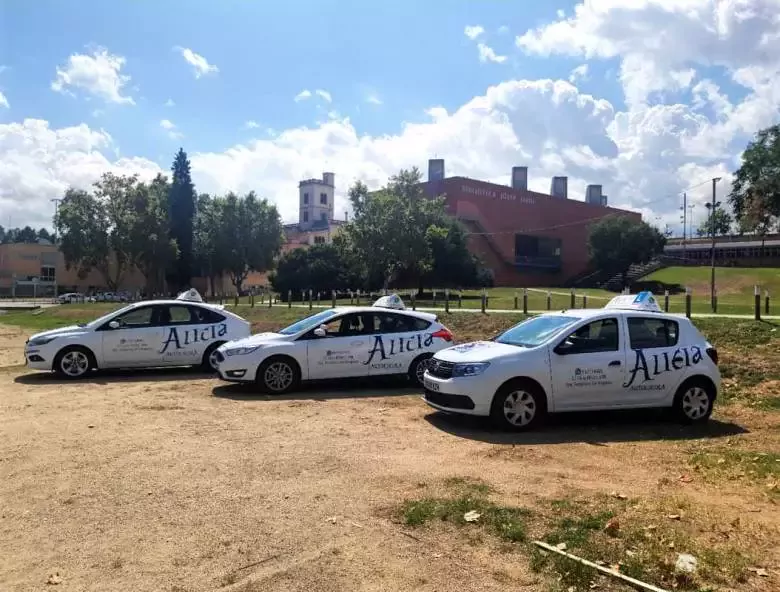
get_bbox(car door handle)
[608,360,621,367]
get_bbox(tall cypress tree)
[168,148,197,292]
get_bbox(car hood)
[223,332,289,347]
[28,325,89,342]
[434,340,525,363]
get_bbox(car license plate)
[424,378,439,392]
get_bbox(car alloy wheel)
[60,350,90,378]
[681,386,711,420]
[264,361,294,392]
[411,356,431,385]
[502,390,537,427]
[207,349,220,371]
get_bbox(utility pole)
[680,192,687,263]
[707,178,722,311]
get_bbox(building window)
[40,266,56,282]
[303,192,309,204]
[303,211,309,222]
[320,192,327,204]
[314,236,326,244]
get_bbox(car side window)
[559,318,619,354]
[114,306,155,329]
[628,317,679,349]
[313,313,370,338]
[163,305,193,325]
[191,306,225,324]
[373,313,432,333]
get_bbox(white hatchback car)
[215,295,454,393]
[423,292,721,431]
[24,289,251,378]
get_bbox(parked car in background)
[215,294,454,393]
[25,289,251,378]
[423,292,721,431]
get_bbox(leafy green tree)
[167,148,197,291]
[696,208,733,237]
[220,191,283,294]
[730,124,780,220]
[588,216,666,288]
[194,194,231,296]
[269,244,350,297]
[0,225,4,243]
[738,194,776,264]
[37,228,53,243]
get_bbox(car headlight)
[224,345,262,356]
[28,336,57,347]
[452,362,490,377]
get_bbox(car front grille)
[427,359,454,379]
[424,390,475,410]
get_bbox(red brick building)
[422,160,641,287]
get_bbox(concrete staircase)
[602,258,664,291]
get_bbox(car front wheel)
[257,357,300,394]
[490,379,546,431]
[408,355,433,387]
[673,379,714,424]
[54,346,94,379]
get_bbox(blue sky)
[1,0,777,230]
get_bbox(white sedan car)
[423,292,721,431]
[24,290,251,378]
[215,295,454,393]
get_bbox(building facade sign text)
[460,184,535,205]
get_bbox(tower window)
[303,211,309,222]
[314,236,326,244]
[320,192,327,204]
[303,192,309,204]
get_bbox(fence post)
[755,285,761,321]
[268,291,273,308]
[664,290,669,313]
[765,290,770,316]
[523,288,528,315]
[514,290,518,310]
[570,288,575,309]
[582,294,587,309]
[546,291,552,311]
[411,291,416,310]
[308,289,313,310]
[288,290,292,308]
[349,290,354,305]
[432,290,437,307]
[458,290,462,308]
[480,288,486,314]
[685,288,691,319]
[712,288,718,314]
[332,290,337,308]
[445,288,450,313]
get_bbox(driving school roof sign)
[604,291,662,312]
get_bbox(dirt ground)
[0,327,778,592]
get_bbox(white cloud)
[497,25,509,34]
[51,48,134,105]
[244,120,260,129]
[165,98,175,107]
[477,43,507,64]
[568,63,589,83]
[175,47,218,79]
[366,94,383,105]
[464,25,485,40]
[0,91,8,109]
[0,119,160,228]
[315,89,332,102]
[294,89,312,102]
[159,119,182,140]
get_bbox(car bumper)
[215,352,257,383]
[421,372,492,417]
[24,348,51,370]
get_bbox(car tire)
[408,354,433,387]
[53,346,95,379]
[489,379,547,431]
[200,342,225,373]
[256,356,300,394]
[673,378,715,424]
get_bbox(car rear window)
[373,313,431,333]
[627,317,679,349]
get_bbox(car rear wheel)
[257,357,300,394]
[673,379,714,424]
[490,379,546,431]
[200,342,225,373]
[54,346,94,379]
[408,354,433,386]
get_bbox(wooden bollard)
[523,288,528,315]
[765,290,770,316]
[685,288,691,319]
[445,289,450,313]
[546,291,551,311]
[755,285,761,320]
[308,289,313,310]
[458,290,462,308]
[582,294,587,308]
[570,288,575,309]
[514,291,518,310]
[480,289,486,314]
[288,290,292,308]
[664,290,669,312]
[332,290,337,308]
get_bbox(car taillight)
[431,328,453,342]
[706,347,718,366]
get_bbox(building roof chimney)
[511,166,528,191]
[550,176,568,199]
[428,158,445,182]
[585,184,603,205]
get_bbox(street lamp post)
[706,177,722,311]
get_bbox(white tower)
[298,172,335,229]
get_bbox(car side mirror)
[108,320,121,330]
[554,340,574,355]
[313,327,326,338]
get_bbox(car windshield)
[82,304,136,328]
[495,315,579,348]
[278,309,339,335]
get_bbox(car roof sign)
[372,293,405,310]
[604,291,662,312]
[176,288,204,303]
